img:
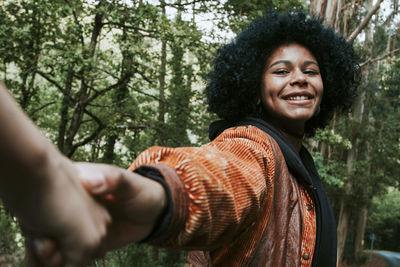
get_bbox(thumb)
[75,163,108,195]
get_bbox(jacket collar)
[209,117,314,186]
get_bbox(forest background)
[0,0,399,266]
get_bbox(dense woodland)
[0,0,399,266]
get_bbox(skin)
[32,163,167,266]
[75,162,167,252]
[0,83,112,267]
[261,43,324,151]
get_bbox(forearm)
[128,128,273,249]
[0,83,64,211]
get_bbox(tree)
[309,0,400,263]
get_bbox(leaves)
[0,0,398,264]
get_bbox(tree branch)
[36,70,66,94]
[341,2,352,11]
[360,47,400,68]
[65,0,85,46]
[347,0,383,43]
[382,9,399,27]
[86,72,132,102]
[128,85,159,101]
[163,0,208,7]
[30,101,57,116]
[103,22,158,35]
[69,108,105,156]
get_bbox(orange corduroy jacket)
[129,125,317,266]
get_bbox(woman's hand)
[76,162,168,251]
[32,162,167,265]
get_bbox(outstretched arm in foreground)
[0,83,111,266]
[33,162,168,266]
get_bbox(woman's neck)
[258,112,305,152]
[264,117,304,152]
[281,129,303,152]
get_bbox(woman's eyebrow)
[268,60,319,68]
[269,60,290,68]
[304,60,319,67]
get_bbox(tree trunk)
[57,66,74,153]
[102,135,118,164]
[336,79,366,263]
[100,20,133,163]
[354,206,368,260]
[325,0,338,26]
[320,142,326,158]
[157,0,167,145]
[337,198,351,263]
[158,38,167,124]
[334,0,342,31]
[311,0,328,19]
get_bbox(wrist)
[1,148,72,223]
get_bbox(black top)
[209,117,337,267]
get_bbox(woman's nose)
[290,70,307,86]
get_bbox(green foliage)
[0,206,24,266]
[222,0,306,32]
[366,188,400,252]
[313,152,346,189]
[314,128,352,150]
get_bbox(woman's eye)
[273,70,289,74]
[304,70,319,75]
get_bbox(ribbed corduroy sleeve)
[128,126,275,249]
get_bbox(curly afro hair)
[206,10,361,136]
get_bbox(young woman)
[32,10,360,267]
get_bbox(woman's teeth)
[286,96,310,100]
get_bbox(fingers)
[25,236,41,267]
[25,237,62,267]
[75,162,129,195]
[72,162,168,251]
[75,162,108,194]
[75,162,167,220]
[74,162,136,204]
[34,238,63,266]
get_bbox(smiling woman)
[30,10,361,267]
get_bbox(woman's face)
[261,43,323,132]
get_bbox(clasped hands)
[25,162,167,267]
